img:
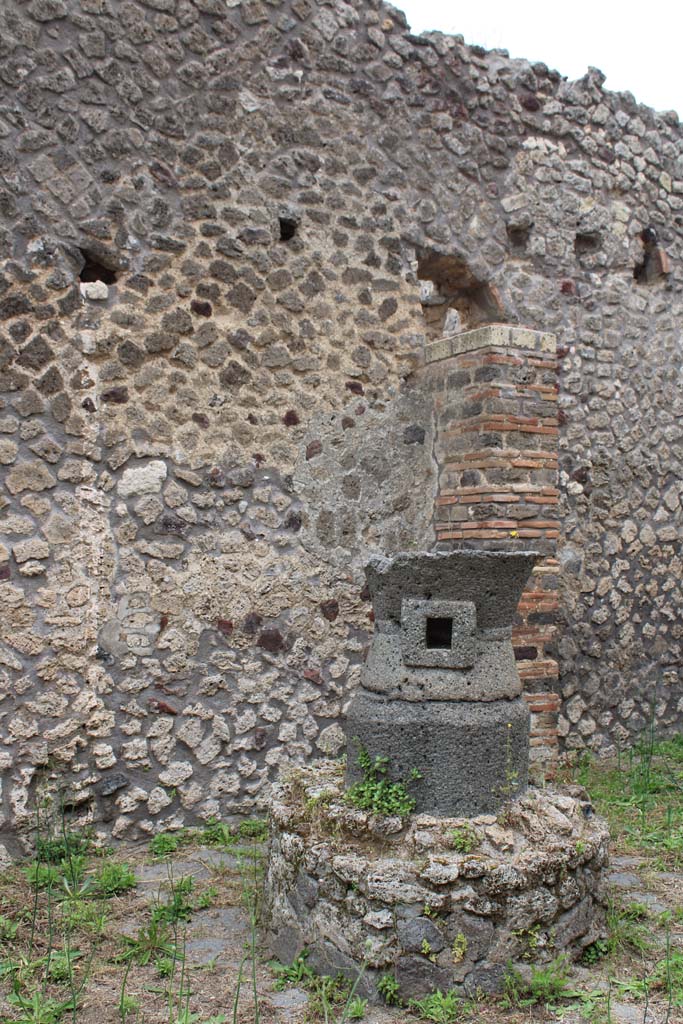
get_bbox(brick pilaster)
[417,325,560,773]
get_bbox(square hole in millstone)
[425,616,453,649]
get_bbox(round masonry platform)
[262,760,609,1003]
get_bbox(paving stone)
[607,872,641,888]
[610,1002,653,1024]
[269,987,309,1011]
[136,860,211,885]
[186,907,250,966]
[626,890,668,914]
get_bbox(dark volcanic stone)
[320,599,339,621]
[395,956,453,1001]
[0,295,32,320]
[346,691,530,817]
[97,772,129,796]
[397,916,445,954]
[16,335,53,370]
[258,628,285,653]
[219,360,251,387]
[403,424,425,445]
[101,386,128,404]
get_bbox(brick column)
[417,325,560,774]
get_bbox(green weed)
[91,861,137,897]
[581,938,609,965]
[35,832,92,865]
[118,918,179,966]
[270,948,370,1023]
[45,948,83,984]
[24,863,60,890]
[150,832,185,858]
[376,972,401,1005]
[573,729,683,867]
[345,996,367,1020]
[7,989,77,1023]
[271,949,315,989]
[501,955,572,1008]
[448,824,479,854]
[307,972,352,1016]
[451,932,468,964]
[154,954,176,978]
[604,899,653,957]
[199,818,237,847]
[345,741,420,818]
[236,819,268,841]
[0,913,18,942]
[409,988,462,1022]
[118,992,140,1022]
[148,817,267,860]
[151,876,195,926]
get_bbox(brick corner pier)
[417,324,560,773]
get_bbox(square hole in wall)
[425,617,453,649]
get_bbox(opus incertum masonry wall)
[1,0,683,853]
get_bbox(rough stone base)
[345,690,529,816]
[263,760,609,1002]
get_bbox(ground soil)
[1,777,682,1024]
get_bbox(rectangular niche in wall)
[416,247,506,338]
[401,598,477,669]
[425,616,453,649]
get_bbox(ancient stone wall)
[1,0,683,850]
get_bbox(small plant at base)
[451,932,467,964]
[237,818,268,840]
[7,989,77,1023]
[648,942,683,1006]
[199,818,236,847]
[45,948,83,984]
[36,831,91,864]
[118,919,179,966]
[151,876,195,925]
[150,832,185,858]
[270,949,367,1022]
[345,741,421,818]
[346,996,367,1020]
[271,950,315,989]
[409,988,462,1023]
[155,954,176,978]
[91,861,137,897]
[377,972,401,1005]
[581,938,608,965]
[502,955,572,1008]
[118,994,140,1022]
[192,885,217,910]
[62,900,108,935]
[24,862,60,890]
[605,898,653,957]
[448,824,479,854]
[0,914,18,942]
[307,973,352,1017]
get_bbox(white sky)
[395,0,683,117]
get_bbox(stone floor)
[1,842,681,1023]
